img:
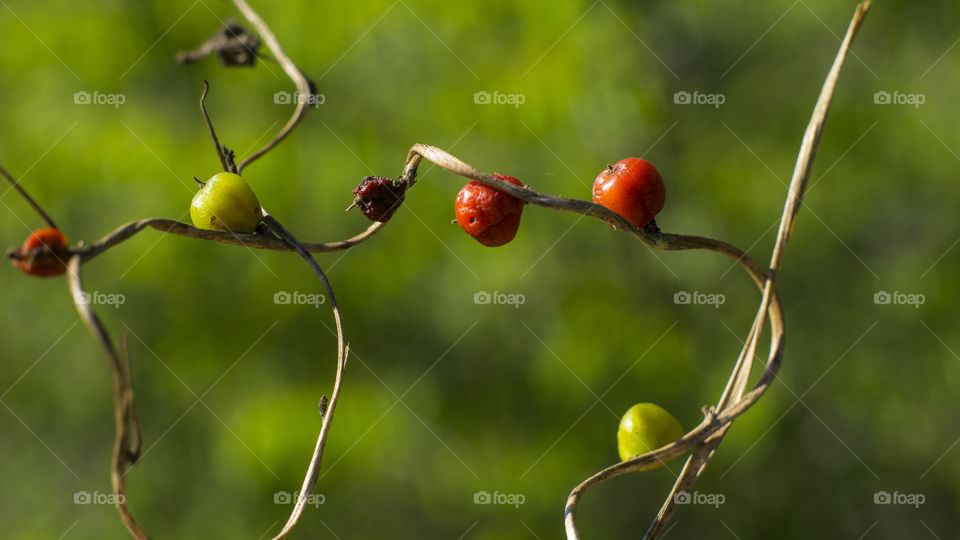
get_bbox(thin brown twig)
[71,218,384,263]
[230,0,313,174]
[117,334,143,460]
[395,140,787,467]
[47,3,341,538]
[62,131,779,539]
[259,211,348,539]
[642,4,871,538]
[67,256,150,540]
[0,164,59,230]
[199,81,231,173]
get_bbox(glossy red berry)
[455,174,524,247]
[592,158,665,228]
[8,227,70,277]
[352,176,406,223]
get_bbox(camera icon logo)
[74,491,91,504]
[873,91,891,104]
[274,491,292,504]
[873,491,891,504]
[74,91,91,105]
[473,491,491,504]
[873,291,891,305]
[474,291,492,305]
[673,291,691,305]
[274,91,292,105]
[473,91,491,105]
[73,291,92,305]
[673,90,691,104]
[274,291,292,305]
[673,491,691,504]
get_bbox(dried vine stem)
[260,211,348,539]
[229,0,313,174]
[59,1,347,538]
[389,2,870,529]
[2,0,342,537]
[0,164,59,229]
[195,38,348,533]
[67,256,149,540]
[641,4,871,538]
[71,218,383,262]
[395,143,785,442]
[199,80,231,173]
[65,209,352,540]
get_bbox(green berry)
[190,172,262,233]
[617,403,684,468]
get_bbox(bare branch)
[71,218,385,264]
[641,5,872,538]
[392,143,785,539]
[230,0,314,174]
[67,256,150,540]
[259,211,348,539]
[0,164,59,229]
[199,81,231,173]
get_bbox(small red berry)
[351,176,406,223]
[455,174,525,247]
[8,227,70,277]
[592,158,665,228]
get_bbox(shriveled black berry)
[352,176,406,223]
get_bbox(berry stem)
[0,164,60,230]
[199,81,231,173]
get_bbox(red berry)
[455,174,525,247]
[592,158,665,228]
[352,176,406,223]
[8,227,70,277]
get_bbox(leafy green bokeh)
[1,1,957,538]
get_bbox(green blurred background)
[1,0,957,538]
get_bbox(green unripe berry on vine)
[617,403,684,468]
[190,172,262,233]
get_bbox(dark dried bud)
[175,19,261,67]
[216,22,260,67]
[351,176,406,223]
